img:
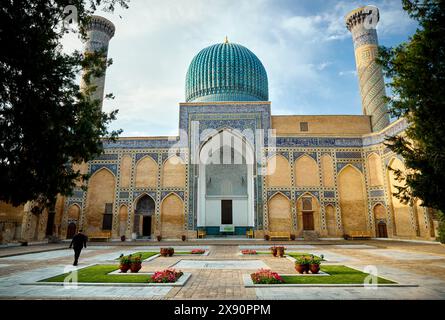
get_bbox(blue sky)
[63,0,418,136]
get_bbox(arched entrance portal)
[197,129,255,236]
[134,195,155,237]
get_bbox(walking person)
[69,230,87,266]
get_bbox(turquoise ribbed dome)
[185,41,268,102]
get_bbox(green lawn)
[116,252,158,261]
[40,265,151,283]
[286,253,324,260]
[279,265,395,284]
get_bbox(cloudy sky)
[62,0,418,137]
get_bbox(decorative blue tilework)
[68,200,82,207]
[353,29,378,49]
[179,103,271,145]
[295,191,320,200]
[161,191,185,201]
[162,152,186,163]
[90,164,117,175]
[336,152,362,158]
[94,153,118,161]
[293,152,317,161]
[336,162,363,173]
[133,191,156,201]
[370,189,384,197]
[185,42,268,102]
[267,191,291,200]
[71,189,84,199]
[324,191,335,198]
[119,192,129,198]
[362,118,408,147]
[135,153,158,162]
[277,137,363,148]
[277,151,290,160]
[103,138,178,149]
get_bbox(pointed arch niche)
[338,165,368,234]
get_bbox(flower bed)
[241,249,257,255]
[148,269,183,283]
[248,266,396,285]
[191,249,205,254]
[250,269,283,284]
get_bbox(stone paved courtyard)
[0,240,444,300]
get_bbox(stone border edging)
[21,272,192,287]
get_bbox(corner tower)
[80,15,115,110]
[345,6,390,132]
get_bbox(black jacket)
[70,233,87,249]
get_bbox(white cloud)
[60,0,416,136]
[339,70,357,76]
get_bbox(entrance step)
[303,231,319,241]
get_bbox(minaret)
[80,15,115,109]
[345,6,390,132]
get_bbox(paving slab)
[366,249,445,260]
[172,259,269,270]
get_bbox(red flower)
[149,268,183,283]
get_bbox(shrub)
[191,249,205,254]
[130,254,142,264]
[149,269,183,283]
[251,269,283,284]
[241,249,257,255]
[295,255,311,265]
[309,254,322,265]
[119,254,131,265]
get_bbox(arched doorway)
[67,222,77,239]
[134,195,155,237]
[197,129,254,235]
[377,221,388,238]
[373,203,387,238]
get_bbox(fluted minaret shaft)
[345,6,390,132]
[80,15,115,110]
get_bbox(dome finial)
[224,35,229,44]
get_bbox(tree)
[377,0,445,240]
[0,1,128,208]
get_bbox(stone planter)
[270,247,277,257]
[277,247,285,257]
[309,264,320,274]
[130,263,142,273]
[160,248,169,257]
[168,248,174,256]
[295,264,309,274]
[119,264,131,273]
